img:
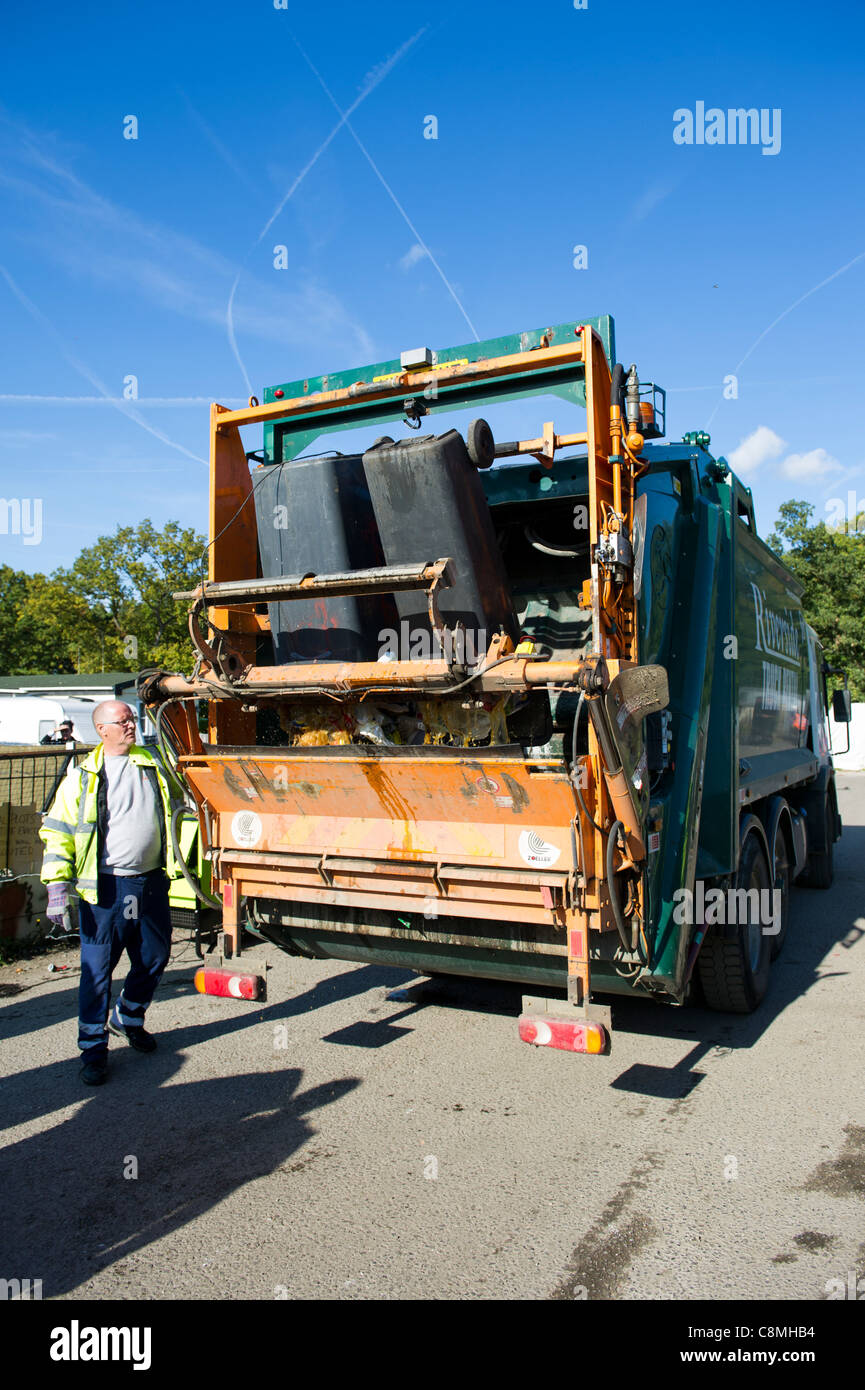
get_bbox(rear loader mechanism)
[141,321,670,1053]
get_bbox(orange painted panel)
[181,752,577,870]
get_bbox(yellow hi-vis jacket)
[39,743,185,904]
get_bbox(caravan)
[0,695,103,746]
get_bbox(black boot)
[80,1051,108,1085]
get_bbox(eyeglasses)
[101,719,136,728]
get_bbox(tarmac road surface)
[2,776,864,1301]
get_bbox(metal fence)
[0,745,93,871]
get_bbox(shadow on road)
[0,962,412,1133]
[374,811,865,1094]
[3,799,862,1296]
[0,960,429,1296]
[605,815,865,1092]
[0,1055,359,1298]
[0,959,413,1051]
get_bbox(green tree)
[0,521,205,677]
[768,501,865,701]
[54,519,206,672]
[21,572,97,672]
[0,566,35,672]
[0,566,83,674]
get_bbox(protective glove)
[46,882,74,938]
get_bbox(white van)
[0,695,104,746]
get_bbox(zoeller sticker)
[231,810,262,847]
[518,831,561,867]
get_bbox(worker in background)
[41,719,75,745]
[39,700,184,1086]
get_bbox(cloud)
[728,425,785,475]
[0,118,375,367]
[779,447,842,479]
[399,243,428,271]
[727,426,844,481]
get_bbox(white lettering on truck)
[751,583,800,665]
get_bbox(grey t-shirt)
[99,754,163,875]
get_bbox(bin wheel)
[467,418,496,469]
[697,825,772,1013]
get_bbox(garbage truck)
[140,316,848,1052]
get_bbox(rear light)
[518,1012,606,1054]
[194,966,266,1002]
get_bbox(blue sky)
[1,0,864,573]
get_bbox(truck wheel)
[698,827,772,1013]
[769,819,791,961]
[802,796,834,890]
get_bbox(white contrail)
[0,265,208,464]
[226,28,427,392]
[290,32,480,342]
[32,466,182,473]
[706,250,865,429]
[177,87,260,197]
[226,272,254,397]
[0,394,247,405]
[225,106,356,394]
[668,373,844,395]
[257,29,426,248]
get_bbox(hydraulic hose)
[606,819,632,953]
[152,700,222,912]
[171,804,222,911]
[572,695,635,947]
[524,525,589,559]
[154,699,187,788]
[571,692,604,833]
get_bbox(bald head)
[93,700,136,754]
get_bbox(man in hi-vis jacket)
[40,700,183,1085]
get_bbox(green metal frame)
[262,316,616,462]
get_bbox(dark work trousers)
[77,870,172,1055]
